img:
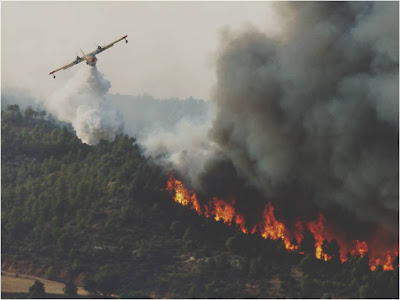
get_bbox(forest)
[1,105,398,298]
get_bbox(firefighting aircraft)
[49,35,128,78]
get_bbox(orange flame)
[306,213,328,260]
[164,174,398,271]
[165,175,248,234]
[257,203,298,251]
[165,176,201,214]
[370,253,395,271]
[209,198,248,234]
[352,240,368,257]
[235,214,248,234]
[259,203,286,240]
[212,197,235,225]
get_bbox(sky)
[2,1,282,101]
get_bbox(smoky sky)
[1,2,280,101]
[203,2,398,236]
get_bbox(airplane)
[49,35,128,78]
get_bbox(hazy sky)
[2,1,281,101]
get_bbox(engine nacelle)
[98,46,102,50]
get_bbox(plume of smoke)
[144,2,398,239]
[207,2,398,231]
[45,67,124,145]
[107,93,209,140]
[142,110,218,190]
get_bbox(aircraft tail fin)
[80,48,87,60]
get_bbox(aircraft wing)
[87,35,128,56]
[49,56,84,77]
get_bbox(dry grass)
[1,271,88,295]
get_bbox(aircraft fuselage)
[86,54,97,66]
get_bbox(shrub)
[29,280,45,298]
[45,266,56,280]
[169,220,184,237]
[225,236,240,252]
[119,291,150,298]
[299,254,316,275]
[63,281,78,297]
[322,292,331,298]
[188,284,202,298]
[358,284,370,298]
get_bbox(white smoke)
[45,67,124,145]
[142,116,217,189]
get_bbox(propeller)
[94,42,103,50]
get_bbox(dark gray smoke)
[142,2,398,240]
[204,2,398,233]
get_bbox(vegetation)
[29,280,45,298]
[2,105,398,298]
[1,270,87,297]
[63,281,78,297]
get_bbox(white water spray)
[46,67,124,145]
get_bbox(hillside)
[1,105,398,298]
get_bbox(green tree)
[118,237,131,257]
[249,257,263,278]
[45,266,56,280]
[373,266,391,298]
[204,280,218,297]
[351,255,370,279]
[388,266,399,298]
[198,258,216,277]
[82,277,97,295]
[169,220,184,237]
[183,227,193,241]
[299,253,316,275]
[29,280,45,298]
[322,239,341,261]
[94,265,121,296]
[215,253,230,273]
[322,292,331,299]
[239,257,250,274]
[119,291,150,298]
[183,240,197,253]
[24,106,36,120]
[300,274,315,297]
[4,104,23,123]
[225,235,241,252]
[71,259,83,275]
[298,230,316,255]
[63,281,78,297]
[57,231,73,256]
[188,284,202,298]
[359,284,371,298]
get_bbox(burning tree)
[164,174,399,272]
